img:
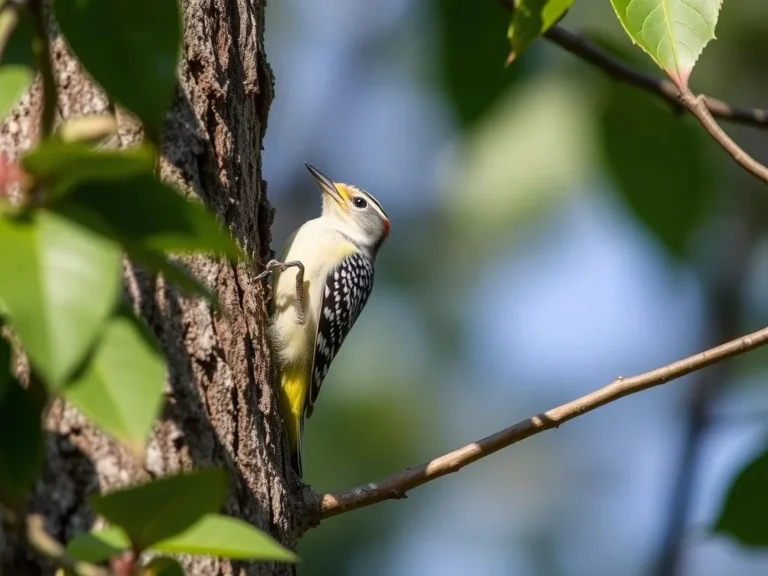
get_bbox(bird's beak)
[305,164,347,207]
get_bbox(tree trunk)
[0,1,296,574]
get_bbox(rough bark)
[0,1,295,574]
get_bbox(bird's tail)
[290,419,304,477]
[279,369,307,478]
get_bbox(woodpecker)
[260,164,390,477]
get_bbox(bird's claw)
[256,259,306,325]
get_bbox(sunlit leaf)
[507,0,573,62]
[0,212,122,388]
[64,309,165,457]
[67,526,128,563]
[153,514,296,562]
[714,447,768,547]
[609,0,722,88]
[54,0,181,141]
[91,469,228,551]
[0,9,36,120]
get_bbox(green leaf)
[64,308,165,457]
[53,0,181,141]
[22,141,156,199]
[599,83,713,258]
[436,0,526,127]
[0,338,43,506]
[0,66,34,121]
[609,0,722,88]
[0,212,122,388]
[0,379,43,506]
[49,175,241,260]
[153,514,296,562]
[67,526,129,563]
[714,448,768,547]
[130,246,220,307]
[507,0,574,62]
[0,9,36,120]
[91,468,228,551]
[143,557,184,576]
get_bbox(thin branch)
[25,515,112,576]
[678,89,768,184]
[543,25,768,129]
[319,325,768,519]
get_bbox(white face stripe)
[345,185,389,222]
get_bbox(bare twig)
[25,515,112,576]
[319,325,768,519]
[543,25,768,129]
[678,89,768,184]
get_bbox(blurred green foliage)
[599,83,715,258]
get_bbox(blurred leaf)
[443,74,595,255]
[436,0,528,126]
[0,212,122,388]
[22,141,155,199]
[49,175,241,259]
[64,308,165,457]
[54,0,181,141]
[714,447,768,547]
[153,514,296,562]
[0,9,36,120]
[0,67,33,121]
[609,0,721,88]
[142,557,184,576]
[68,515,296,564]
[507,0,573,62]
[91,468,228,551]
[130,246,219,307]
[599,83,713,258]
[67,526,128,563]
[0,337,43,506]
[57,114,118,144]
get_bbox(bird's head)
[306,163,391,255]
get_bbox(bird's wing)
[306,252,375,419]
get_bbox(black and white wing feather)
[307,252,374,418]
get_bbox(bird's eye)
[353,197,367,209]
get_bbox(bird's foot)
[256,259,306,325]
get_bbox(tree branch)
[678,89,768,184]
[543,26,768,130]
[319,325,768,519]
[539,24,768,184]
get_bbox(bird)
[260,164,390,477]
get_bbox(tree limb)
[677,89,768,184]
[543,26,768,130]
[319,324,768,519]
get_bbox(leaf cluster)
[0,0,293,571]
